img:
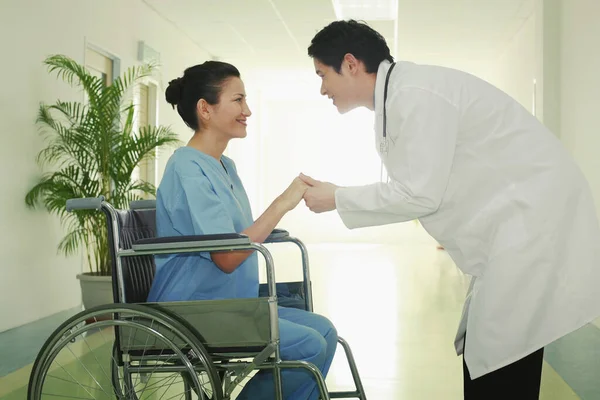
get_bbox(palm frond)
[44,55,105,107]
[35,103,100,173]
[112,125,180,179]
[58,224,91,256]
[25,167,99,214]
[120,180,157,199]
[121,103,136,138]
[110,181,156,210]
[47,101,88,127]
[93,63,157,135]
[112,63,156,96]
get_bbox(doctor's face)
[210,77,252,139]
[314,58,361,114]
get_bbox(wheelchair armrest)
[132,234,251,252]
[264,229,290,243]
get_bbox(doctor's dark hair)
[165,61,240,130]
[308,20,393,74]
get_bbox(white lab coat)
[335,59,600,379]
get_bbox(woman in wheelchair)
[146,61,337,400]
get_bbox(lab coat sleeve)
[335,87,459,229]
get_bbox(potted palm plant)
[25,54,181,309]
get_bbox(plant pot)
[76,273,113,309]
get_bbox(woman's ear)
[196,98,211,123]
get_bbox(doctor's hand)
[299,173,339,213]
[277,177,310,212]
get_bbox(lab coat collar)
[374,59,394,115]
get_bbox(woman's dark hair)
[165,61,240,130]
[308,20,393,74]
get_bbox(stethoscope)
[380,62,396,182]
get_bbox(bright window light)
[332,0,398,21]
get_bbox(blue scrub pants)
[236,306,338,400]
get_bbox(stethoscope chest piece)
[379,137,389,155]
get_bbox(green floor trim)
[544,322,600,400]
[0,306,82,377]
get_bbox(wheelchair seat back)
[106,206,157,304]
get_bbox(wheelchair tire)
[28,303,223,400]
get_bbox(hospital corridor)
[2,0,600,399]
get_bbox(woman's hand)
[277,177,310,212]
[299,173,339,213]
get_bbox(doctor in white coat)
[301,19,600,399]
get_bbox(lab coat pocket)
[463,190,529,265]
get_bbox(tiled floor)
[1,233,597,399]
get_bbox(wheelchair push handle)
[66,196,105,211]
[130,199,156,210]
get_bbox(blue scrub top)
[146,146,258,302]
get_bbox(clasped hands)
[278,173,339,214]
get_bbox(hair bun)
[165,77,184,108]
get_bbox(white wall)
[487,14,536,113]
[0,0,210,332]
[488,0,600,215]
[559,0,600,212]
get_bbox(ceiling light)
[332,0,398,21]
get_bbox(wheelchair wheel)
[28,303,223,400]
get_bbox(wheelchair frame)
[28,196,367,400]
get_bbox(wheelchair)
[27,196,367,399]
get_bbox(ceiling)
[143,0,533,77]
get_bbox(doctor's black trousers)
[463,342,544,399]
